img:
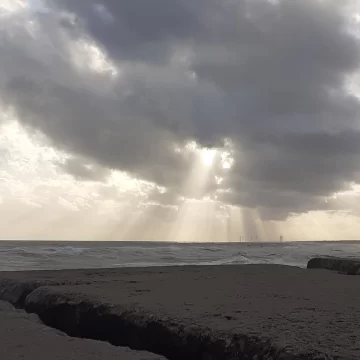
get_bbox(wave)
[1,241,359,271]
[114,252,253,268]
[42,246,87,256]
[0,246,86,256]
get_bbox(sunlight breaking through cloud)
[201,148,216,167]
[0,113,245,241]
[2,0,360,240]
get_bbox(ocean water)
[0,241,360,272]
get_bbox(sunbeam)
[201,148,217,167]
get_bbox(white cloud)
[0,0,27,16]
[67,37,119,78]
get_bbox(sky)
[1,0,360,241]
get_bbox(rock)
[307,257,360,275]
[0,280,39,307]
[0,299,16,311]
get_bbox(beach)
[0,264,359,359]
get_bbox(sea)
[0,240,359,272]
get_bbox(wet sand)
[0,264,359,359]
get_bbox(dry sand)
[0,300,165,360]
[0,264,359,359]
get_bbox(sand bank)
[308,257,360,275]
[0,264,359,359]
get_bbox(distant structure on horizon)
[280,235,284,242]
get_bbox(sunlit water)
[0,241,360,271]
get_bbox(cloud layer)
[1,0,360,220]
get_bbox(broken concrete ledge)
[0,277,334,360]
[307,257,360,275]
[0,300,166,360]
[0,280,39,307]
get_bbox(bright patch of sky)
[0,109,162,215]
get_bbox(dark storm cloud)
[58,157,110,182]
[50,0,205,63]
[1,0,360,219]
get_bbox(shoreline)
[0,263,359,359]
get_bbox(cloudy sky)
[1,0,360,241]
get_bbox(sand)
[0,264,359,359]
[0,300,165,360]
